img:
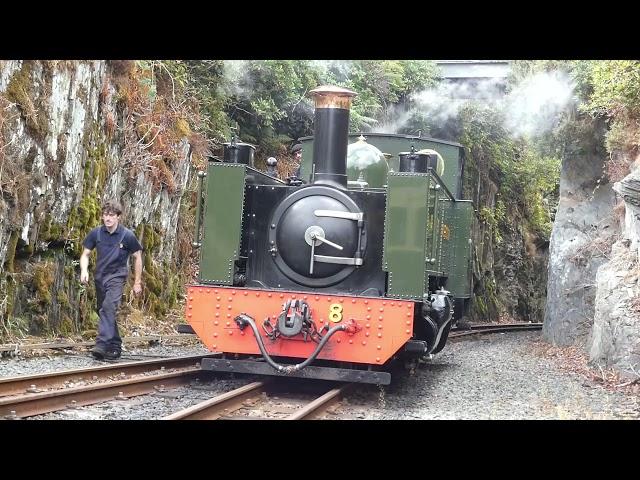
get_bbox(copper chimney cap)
[309,85,357,109]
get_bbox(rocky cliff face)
[494,228,549,322]
[0,60,194,339]
[543,120,618,345]
[464,147,549,324]
[587,166,640,378]
[543,117,640,379]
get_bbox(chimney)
[309,85,357,189]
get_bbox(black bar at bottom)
[176,324,195,334]
[201,358,391,385]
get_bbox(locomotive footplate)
[201,358,391,385]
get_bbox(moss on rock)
[32,262,55,304]
[4,231,19,273]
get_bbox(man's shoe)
[90,345,106,359]
[104,349,121,360]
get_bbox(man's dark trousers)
[95,276,125,351]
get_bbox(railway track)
[0,334,198,355]
[0,322,542,420]
[0,354,216,419]
[165,380,352,420]
[449,322,542,338]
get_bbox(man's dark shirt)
[83,224,143,281]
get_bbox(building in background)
[435,60,511,99]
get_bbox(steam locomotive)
[187,86,473,385]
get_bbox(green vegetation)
[162,60,441,157]
[424,100,562,244]
[129,223,182,318]
[582,61,640,117]
[578,61,640,160]
[511,60,640,174]
[32,262,55,304]
[322,60,440,132]
[4,231,19,273]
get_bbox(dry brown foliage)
[606,151,632,183]
[176,203,198,282]
[628,294,640,314]
[523,230,538,257]
[105,61,212,326]
[108,60,135,88]
[528,339,640,394]
[276,154,299,179]
[0,95,8,166]
[118,305,178,336]
[104,111,116,138]
[151,157,177,194]
[569,232,617,266]
[99,76,111,108]
[188,132,210,170]
[110,63,211,197]
[495,313,522,324]
[613,198,626,223]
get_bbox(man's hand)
[132,250,143,296]
[80,248,92,284]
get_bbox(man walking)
[80,200,143,360]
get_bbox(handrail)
[192,170,206,248]
[426,167,456,201]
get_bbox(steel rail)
[284,383,352,420]
[449,323,542,338]
[0,367,201,419]
[451,322,543,331]
[0,354,216,398]
[163,381,268,420]
[166,381,353,420]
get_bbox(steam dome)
[346,135,389,188]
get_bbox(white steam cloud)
[377,78,506,133]
[221,61,576,142]
[503,71,575,138]
[377,106,414,134]
[379,70,575,140]
[222,60,251,98]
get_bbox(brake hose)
[234,313,349,373]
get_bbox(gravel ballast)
[2,332,639,419]
[336,331,640,419]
